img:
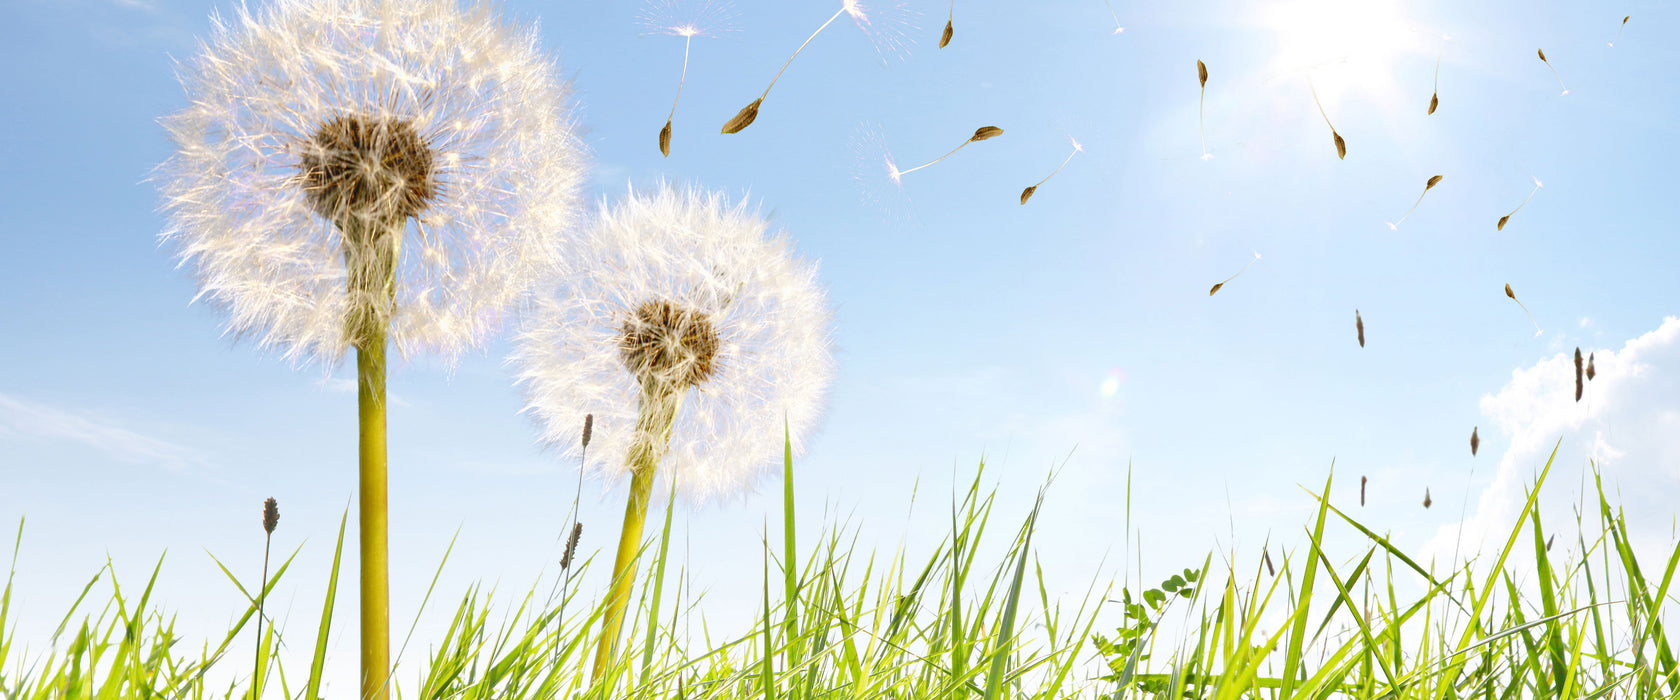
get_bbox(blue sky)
[3,0,1678,692]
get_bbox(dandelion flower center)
[300,113,437,223]
[619,299,721,389]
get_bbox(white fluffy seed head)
[158,0,587,365]
[512,183,835,505]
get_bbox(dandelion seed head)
[158,0,587,366]
[513,183,835,504]
[638,0,737,39]
[885,155,903,186]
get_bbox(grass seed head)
[1360,475,1367,505]
[1575,347,1584,401]
[560,522,582,570]
[582,413,594,449]
[262,497,279,534]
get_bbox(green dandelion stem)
[593,384,685,681]
[347,215,398,700]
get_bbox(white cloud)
[0,392,213,472]
[1425,317,1680,562]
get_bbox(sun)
[1260,0,1429,108]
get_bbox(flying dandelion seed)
[1470,426,1479,456]
[1099,0,1124,34]
[1504,283,1543,337]
[849,123,922,226]
[890,125,1003,185]
[1537,48,1569,96]
[1197,60,1212,160]
[1019,136,1083,204]
[1360,475,1367,506]
[1610,16,1628,47]
[1356,309,1365,347]
[1308,77,1346,160]
[157,3,587,696]
[512,183,834,678]
[1209,251,1261,296]
[723,0,912,134]
[1587,353,1596,380]
[1386,175,1443,231]
[939,0,953,47]
[640,0,737,156]
[1498,177,1543,231]
[1423,488,1432,509]
[1428,49,1441,115]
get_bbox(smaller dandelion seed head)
[1534,176,1545,188]
[620,299,723,390]
[262,497,280,534]
[885,156,902,186]
[1069,136,1085,153]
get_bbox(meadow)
[4,438,1677,699]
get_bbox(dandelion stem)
[1199,85,1207,157]
[1507,181,1541,219]
[1393,191,1427,229]
[357,329,390,700]
[1101,0,1123,34]
[592,384,685,681]
[763,6,847,102]
[1308,78,1334,130]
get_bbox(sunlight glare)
[1263,0,1420,105]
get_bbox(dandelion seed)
[1100,0,1124,34]
[1505,283,1543,337]
[1308,77,1345,160]
[1209,251,1261,296]
[1610,16,1629,47]
[1587,353,1596,380]
[1575,347,1584,402]
[641,0,736,156]
[1497,177,1542,231]
[1197,60,1212,160]
[158,4,586,696]
[939,0,953,48]
[1470,426,1479,456]
[890,125,1004,185]
[1356,309,1365,347]
[1428,50,1442,115]
[1538,48,1569,96]
[1423,488,1432,509]
[513,183,834,677]
[723,0,904,134]
[1387,175,1444,231]
[1019,136,1083,205]
[1360,475,1367,506]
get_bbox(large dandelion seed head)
[513,184,834,504]
[637,0,738,39]
[158,0,587,364]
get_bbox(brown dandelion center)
[620,299,721,390]
[300,113,436,223]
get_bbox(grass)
[2,438,1678,699]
